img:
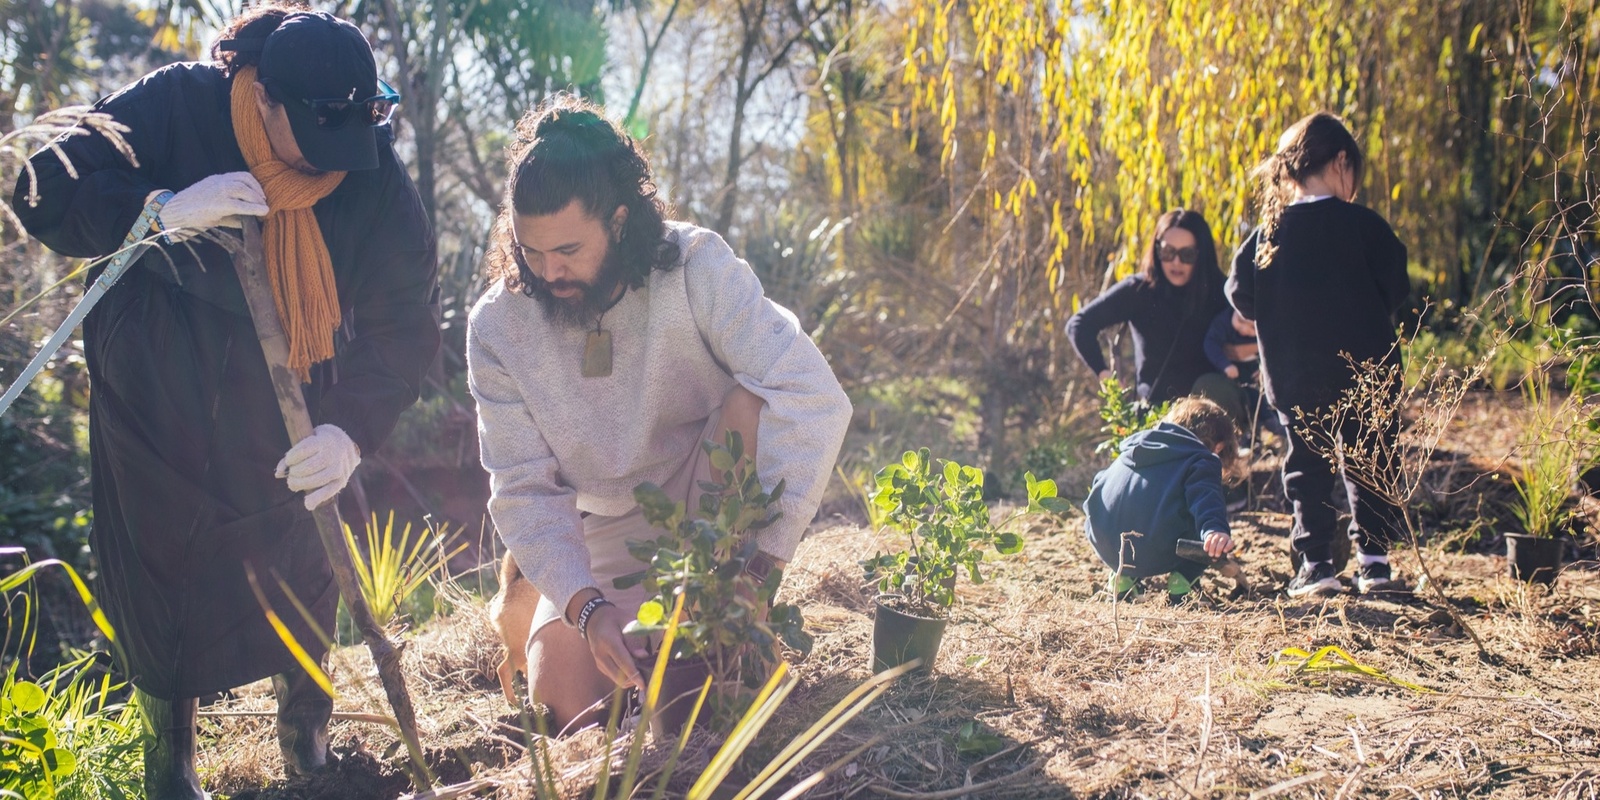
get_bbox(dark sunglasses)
[271,79,401,130]
[1157,243,1199,265]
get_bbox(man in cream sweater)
[467,96,851,730]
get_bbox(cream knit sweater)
[467,223,852,617]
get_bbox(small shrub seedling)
[862,448,1070,618]
[617,431,812,723]
[1095,377,1170,459]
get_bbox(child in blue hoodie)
[1084,397,1241,602]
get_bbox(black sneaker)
[1286,560,1341,597]
[1356,560,1393,594]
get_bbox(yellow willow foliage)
[899,0,1471,287]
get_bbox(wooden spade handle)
[233,219,431,789]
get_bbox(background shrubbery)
[3,0,1599,667]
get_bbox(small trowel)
[1176,538,1251,596]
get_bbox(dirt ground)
[196,395,1600,799]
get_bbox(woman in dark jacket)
[12,5,438,796]
[1066,209,1231,404]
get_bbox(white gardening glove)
[275,424,360,511]
[158,172,268,243]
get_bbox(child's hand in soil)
[1203,531,1234,558]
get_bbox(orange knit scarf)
[231,66,346,382]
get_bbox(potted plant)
[1505,371,1583,584]
[861,449,1067,673]
[1506,434,1576,585]
[617,432,813,736]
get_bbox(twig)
[1194,664,1213,782]
[1333,767,1364,800]
[870,759,1043,799]
[1347,725,1367,764]
[1248,771,1331,799]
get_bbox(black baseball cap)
[257,11,380,172]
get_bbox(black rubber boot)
[273,666,336,777]
[137,688,209,800]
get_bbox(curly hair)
[1164,396,1244,485]
[1251,111,1364,268]
[211,0,311,77]
[1137,208,1224,315]
[485,95,680,295]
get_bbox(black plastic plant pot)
[1505,533,1563,585]
[871,594,948,674]
[640,655,714,739]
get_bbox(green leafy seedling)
[863,450,1066,618]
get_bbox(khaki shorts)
[528,410,721,639]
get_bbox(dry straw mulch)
[201,507,1600,799]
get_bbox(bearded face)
[510,200,632,329]
[521,240,627,329]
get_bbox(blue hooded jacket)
[1083,422,1231,577]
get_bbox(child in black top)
[1200,309,1283,438]
[1203,309,1258,381]
[1226,111,1410,599]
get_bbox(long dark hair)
[486,95,680,295]
[1251,111,1365,267]
[1138,208,1222,314]
[211,0,308,76]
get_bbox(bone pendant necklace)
[581,289,625,378]
[581,324,611,378]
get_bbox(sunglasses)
[1157,243,1199,265]
[271,78,402,130]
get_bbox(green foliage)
[954,719,1006,758]
[2,551,138,800]
[1011,433,1079,494]
[524,593,916,800]
[343,512,467,630]
[1510,367,1589,538]
[862,449,1067,617]
[1403,326,1530,392]
[0,654,142,800]
[618,432,811,714]
[1095,378,1169,460]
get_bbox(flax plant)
[1510,364,1585,539]
[343,512,467,629]
[2,550,140,800]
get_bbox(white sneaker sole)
[1357,577,1393,594]
[1286,577,1342,598]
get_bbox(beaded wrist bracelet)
[575,595,614,641]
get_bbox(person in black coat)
[11,4,439,796]
[1227,111,1410,600]
[1067,209,1235,407]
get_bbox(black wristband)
[576,595,614,641]
[745,550,779,584]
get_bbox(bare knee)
[526,626,615,734]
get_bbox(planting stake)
[232,219,432,790]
